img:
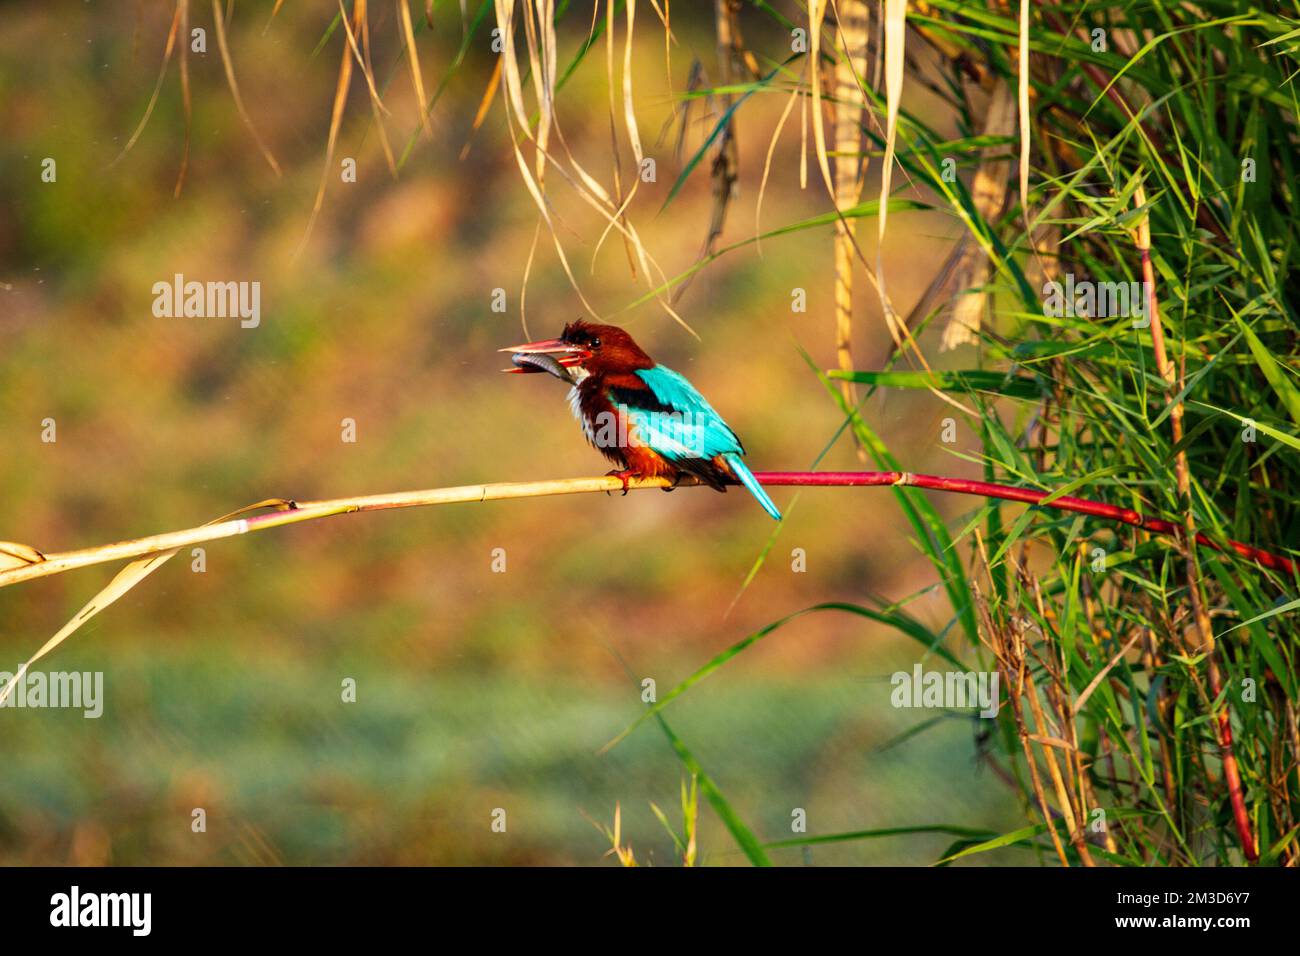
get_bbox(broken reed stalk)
[1,470,1292,590]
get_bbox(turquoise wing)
[616,365,781,519]
[623,365,744,462]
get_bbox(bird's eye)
[591,337,601,349]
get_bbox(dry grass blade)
[494,0,601,316]
[294,2,357,261]
[265,0,287,32]
[478,3,690,330]
[361,5,399,176]
[807,0,834,195]
[397,0,433,140]
[800,60,808,189]
[519,0,556,182]
[1024,667,1095,865]
[0,500,293,708]
[504,127,596,315]
[591,0,639,276]
[109,0,183,168]
[341,0,397,177]
[339,0,390,118]
[646,0,675,97]
[874,0,905,321]
[900,232,968,330]
[459,57,503,160]
[605,0,645,279]
[212,0,282,176]
[622,0,644,166]
[519,219,542,336]
[492,1,690,333]
[1072,632,1141,716]
[755,62,804,251]
[173,0,193,197]
[976,562,1072,867]
[550,120,696,332]
[0,553,176,707]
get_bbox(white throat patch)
[566,385,596,444]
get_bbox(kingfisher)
[501,320,782,520]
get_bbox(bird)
[501,320,782,520]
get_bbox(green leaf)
[1221,596,1300,635]
[934,822,1049,863]
[829,369,1041,400]
[600,602,958,753]
[654,716,771,867]
[764,824,994,850]
[1236,316,1300,428]
[1191,401,1300,452]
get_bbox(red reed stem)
[749,471,1295,576]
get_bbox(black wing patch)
[607,385,677,415]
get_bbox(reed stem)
[1,470,1291,590]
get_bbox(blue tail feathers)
[723,453,782,521]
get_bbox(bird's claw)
[605,469,633,496]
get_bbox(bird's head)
[500,320,653,383]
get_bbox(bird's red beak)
[498,337,591,374]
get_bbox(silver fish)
[510,351,576,385]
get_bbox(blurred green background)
[0,1,1020,864]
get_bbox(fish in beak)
[498,337,590,383]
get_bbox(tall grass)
[864,1,1300,867]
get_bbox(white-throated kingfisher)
[501,321,782,520]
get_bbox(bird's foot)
[605,469,635,496]
[660,474,683,493]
